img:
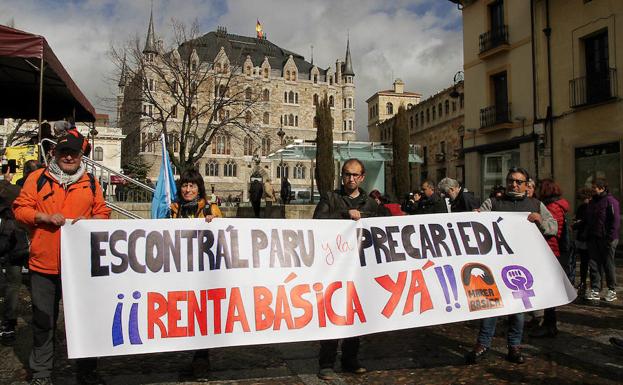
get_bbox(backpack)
[37,171,97,198]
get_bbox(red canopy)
[0,25,96,122]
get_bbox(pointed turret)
[343,36,354,77]
[143,7,157,54]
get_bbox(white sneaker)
[603,290,617,302]
[585,289,600,301]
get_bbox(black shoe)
[506,346,525,364]
[29,378,53,385]
[465,344,489,364]
[0,321,16,345]
[76,371,106,385]
[530,325,558,338]
[341,360,367,374]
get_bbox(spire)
[118,52,127,87]
[343,34,354,77]
[143,4,157,54]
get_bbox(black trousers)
[30,271,97,378]
[318,337,359,369]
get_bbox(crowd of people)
[0,141,621,384]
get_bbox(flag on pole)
[151,133,177,219]
[256,19,263,39]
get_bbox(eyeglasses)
[507,178,526,186]
[342,172,362,179]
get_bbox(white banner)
[60,212,576,358]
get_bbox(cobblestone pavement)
[1,262,622,385]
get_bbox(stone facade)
[373,82,465,191]
[118,18,356,201]
[366,79,421,142]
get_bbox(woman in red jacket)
[531,178,569,338]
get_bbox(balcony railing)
[569,68,617,108]
[479,25,509,54]
[480,103,511,129]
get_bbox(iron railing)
[569,68,617,108]
[479,25,509,54]
[480,103,511,128]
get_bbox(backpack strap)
[36,172,54,200]
[87,172,96,196]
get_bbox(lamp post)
[277,123,285,180]
[449,70,464,99]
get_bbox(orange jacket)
[13,168,111,275]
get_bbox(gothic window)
[348,120,353,131]
[284,92,288,103]
[291,71,297,80]
[408,103,413,109]
[224,160,237,177]
[205,160,219,176]
[313,94,319,106]
[245,66,252,76]
[288,114,294,126]
[244,136,253,156]
[262,89,270,101]
[329,95,334,107]
[167,132,179,153]
[143,104,153,117]
[245,111,252,124]
[245,88,252,101]
[261,137,271,156]
[343,120,347,130]
[295,93,299,104]
[445,100,450,115]
[286,70,290,80]
[386,102,393,115]
[94,146,103,161]
[277,162,289,178]
[329,76,333,85]
[263,112,270,125]
[293,163,305,179]
[215,63,221,72]
[212,135,230,155]
[295,115,298,127]
[288,91,295,104]
[348,97,353,109]
[263,67,269,78]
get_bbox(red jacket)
[13,168,111,275]
[544,198,569,257]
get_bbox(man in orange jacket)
[13,130,111,385]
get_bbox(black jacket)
[414,192,448,215]
[450,188,481,213]
[313,188,383,219]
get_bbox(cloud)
[1,0,462,139]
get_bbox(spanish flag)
[256,19,263,39]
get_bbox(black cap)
[55,130,89,154]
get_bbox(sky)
[0,0,463,140]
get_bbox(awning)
[267,140,423,163]
[0,25,96,122]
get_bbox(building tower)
[341,36,356,141]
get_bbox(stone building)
[451,0,623,209]
[118,13,356,201]
[371,81,465,191]
[366,79,421,142]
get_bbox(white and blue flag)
[150,133,177,218]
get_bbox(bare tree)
[392,105,410,199]
[315,96,334,195]
[111,20,262,174]
[4,119,37,146]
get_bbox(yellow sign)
[5,145,39,183]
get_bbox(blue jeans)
[477,313,525,348]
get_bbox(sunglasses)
[507,178,526,185]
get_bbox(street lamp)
[277,123,285,181]
[449,70,464,99]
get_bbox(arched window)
[218,85,227,97]
[224,160,237,177]
[294,163,305,179]
[245,65,251,76]
[215,63,221,72]
[245,88,252,101]
[212,135,230,155]
[420,111,424,124]
[386,102,393,115]
[94,146,103,161]
[291,71,296,80]
[286,70,290,80]
[445,100,450,115]
[329,76,333,85]
[288,114,294,126]
[262,89,270,101]
[426,109,430,123]
[313,94,319,106]
[277,162,289,178]
[263,67,269,78]
[407,103,413,109]
[295,115,298,127]
[261,137,271,156]
[313,74,318,83]
[263,112,270,125]
[329,95,334,107]
[243,136,253,156]
[205,160,219,176]
[284,92,288,103]
[438,103,442,117]
[245,111,252,123]
[432,106,436,120]
[347,98,353,109]
[288,91,295,104]
[295,93,299,104]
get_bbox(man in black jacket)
[437,177,481,212]
[412,179,447,214]
[313,158,381,380]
